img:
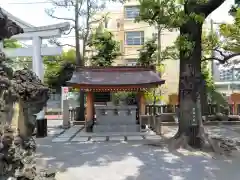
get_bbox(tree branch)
[202,52,240,64]
[45,9,75,22]
[48,38,76,48]
[50,0,75,7]
[63,26,74,35]
[196,0,225,16]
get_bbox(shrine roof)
[67,66,165,89]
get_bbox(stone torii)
[0,12,70,120]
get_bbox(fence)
[145,104,235,116]
[67,104,237,122]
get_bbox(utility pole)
[153,25,162,114]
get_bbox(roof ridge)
[76,66,155,72]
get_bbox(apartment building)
[89,0,180,103]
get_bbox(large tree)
[138,0,236,150]
[161,30,227,112]
[46,0,106,121]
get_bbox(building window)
[219,68,240,81]
[125,31,144,45]
[219,69,233,81]
[125,6,139,19]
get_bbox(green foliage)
[161,30,220,60]
[136,0,184,29]
[3,39,32,69]
[112,92,137,105]
[3,39,21,48]
[137,38,157,66]
[201,61,214,94]
[219,8,240,53]
[177,35,195,57]
[144,89,163,103]
[201,31,221,56]
[201,60,227,106]
[136,38,164,103]
[136,0,208,30]
[44,49,76,91]
[88,27,120,66]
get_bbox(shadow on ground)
[36,137,240,180]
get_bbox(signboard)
[61,87,69,113]
[63,87,69,93]
[62,87,69,100]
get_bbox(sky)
[0,0,236,46]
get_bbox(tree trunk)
[176,20,204,148]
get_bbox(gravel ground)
[36,137,240,180]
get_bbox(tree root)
[164,127,239,157]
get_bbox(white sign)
[63,87,69,94]
[62,87,69,100]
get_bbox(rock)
[0,10,54,180]
[0,126,57,179]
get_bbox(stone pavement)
[35,123,240,180]
[163,125,240,143]
[51,124,240,144]
[36,135,240,180]
[51,125,161,143]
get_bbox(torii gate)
[1,22,70,120]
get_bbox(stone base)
[93,125,140,133]
[36,118,47,138]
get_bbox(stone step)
[95,119,137,125]
[93,125,140,133]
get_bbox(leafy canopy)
[220,8,240,53]
[88,25,120,66]
[137,38,157,66]
[44,49,76,90]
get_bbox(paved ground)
[36,121,240,180]
[37,135,240,180]
[50,122,240,144]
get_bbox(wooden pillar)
[86,92,94,121]
[138,91,146,115]
[233,103,238,115]
[230,93,240,115]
